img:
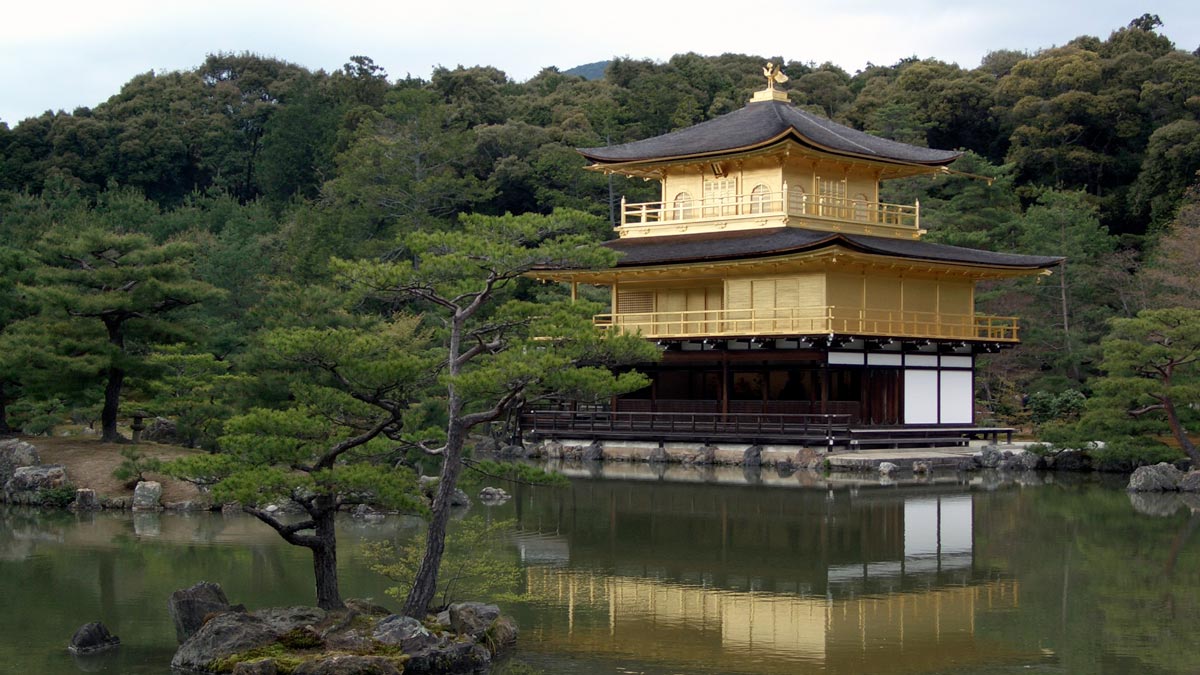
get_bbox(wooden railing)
[595,306,1020,341]
[620,185,919,231]
[521,408,852,447]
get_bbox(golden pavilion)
[529,67,1061,449]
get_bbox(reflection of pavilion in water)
[508,479,1024,673]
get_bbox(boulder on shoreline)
[132,481,164,511]
[169,581,235,643]
[1127,463,1184,492]
[4,464,70,505]
[171,611,280,671]
[0,438,40,485]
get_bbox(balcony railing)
[620,186,919,231]
[595,306,1020,342]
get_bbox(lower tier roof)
[602,227,1062,270]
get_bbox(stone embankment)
[504,438,827,471]
[502,437,1194,478]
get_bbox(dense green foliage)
[1,20,1196,432]
[1,15,1200,602]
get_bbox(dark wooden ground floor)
[520,342,1015,448]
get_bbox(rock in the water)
[448,602,501,640]
[646,445,669,464]
[1018,452,1044,471]
[171,612,278,672]
[350,504,385,520]
[449,488,470,507]
[1180,471,1200,492]
[485,615,519,652]
[912,461,931,474]
[582,440,604,461]
[292,655,403,675]
[0,438,40,484]
[478,486,510,504]
[72,488,101,511]
[996,457,1025,472]
[372,615,438,652]
[977,447,1003,469]
[536,440,563,459]
[1127,463,1184,492]
[68,622,120,655]
[496,444,527,459]
[168,581,233,644]
[775,457,796,477]
[684,445,717,466]
[404,640,491,675]
[878,462,898,476]
[1050,450,1092,472]
[233,659,279,675]
[132,481,163,511]
[742,445,762,467]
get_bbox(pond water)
[2,464,1198,674]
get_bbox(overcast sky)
[2,0,1198,126]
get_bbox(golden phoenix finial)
[763,62,789,90]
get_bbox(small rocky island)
[167,582,516,674]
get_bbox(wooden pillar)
[650,370,658,413]
[721,353,729,418]
[820,356,830,415]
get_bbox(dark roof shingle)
[580,100,961,166]
[603,228,1062,269]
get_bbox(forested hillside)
[1,15,1198,450]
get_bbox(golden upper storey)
[579,72,961,241]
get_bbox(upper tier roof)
[579,99,962,166]
[601,228,1063,270]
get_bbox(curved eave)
[531,233,1061,284]
[581,129,961,173]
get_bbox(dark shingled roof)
[603,228,1063,269]
[580,99,962,166]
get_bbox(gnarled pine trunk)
[311,499,343,611]
[401,419,467,617]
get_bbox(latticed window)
[817,176,847,217]
[702,177,737,215]
[817,177,847,200]
[672,192,695,220]
[617,289,653,315]
[749,184,772,214]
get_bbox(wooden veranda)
[518,407,1013,451]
